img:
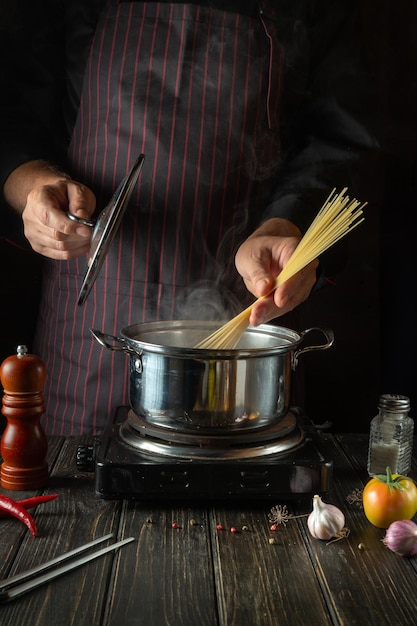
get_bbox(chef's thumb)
[66,180,96,217]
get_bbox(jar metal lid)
[378,393,410,412]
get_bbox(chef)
[0,0,374,434]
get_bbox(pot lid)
[75,154,145,305]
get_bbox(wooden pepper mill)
[0,345,49,490]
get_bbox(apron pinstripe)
[34,1,284,434]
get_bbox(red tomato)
[363,469,417,528]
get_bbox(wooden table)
[0,431,416,626]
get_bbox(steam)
[176,282,243,322]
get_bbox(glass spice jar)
[367,394,414,476]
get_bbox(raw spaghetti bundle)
[195,187,366,350]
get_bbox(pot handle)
[90,329,141,356]
[292,327,334,369]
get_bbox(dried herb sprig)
[346,488,364,509]
[268,504,308,527]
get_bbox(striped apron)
[34,1,284,434]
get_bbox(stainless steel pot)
[91,321,334,432]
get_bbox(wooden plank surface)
[0,433,416,626]
[0,436,122,626]
[209,506,332,626]
[0,436,65,580]
[107,504,219,626]
[303,433,417,626]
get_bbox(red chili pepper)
[0,494,58,518]
[0,495,37,537]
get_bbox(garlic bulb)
[307,494,345,541]
[383,520,417,557]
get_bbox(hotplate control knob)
[76,444,96,472]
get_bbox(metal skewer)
[0,533,135,603]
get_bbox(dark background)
[1,1,416,434]
[302,1,417,432]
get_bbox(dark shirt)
[0,0,379,434]
[0,0,376,237]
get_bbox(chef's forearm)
[3,160,70,213]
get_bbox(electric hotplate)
[76,406,333,502]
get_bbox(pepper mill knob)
[0,345,49,490]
